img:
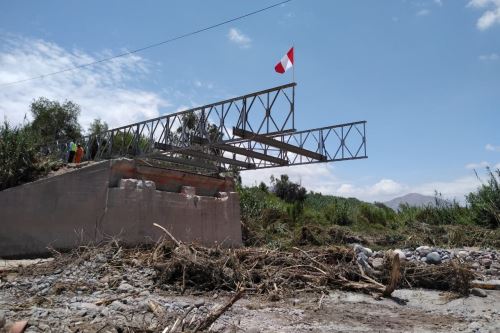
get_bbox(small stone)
[139,290,150,297]
[0,311,5,328]
[371,258,384,270]
[195,300,205,308]
[470,288,487,297]
[74,302,100,311]
[468,321,481,330]
[481,259,492,268]
[426,252,442,265]
[109,300,128,312]
[117,282,134,292]
[174,301,190,309]
[245,328,260,333]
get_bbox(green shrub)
[239,187,269,221]
[0,121,49,190]
[324,200,354,226]
[357,203,388,226]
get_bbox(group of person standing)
[67,141,85,164]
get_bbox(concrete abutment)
[0,159,242,258]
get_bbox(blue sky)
[1,0,499,202]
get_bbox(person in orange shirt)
[75,144,85,164]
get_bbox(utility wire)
[1,0,292,88]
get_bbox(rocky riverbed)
[1,245,499,332]
[353,245,500,278]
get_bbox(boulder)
[470,288,487,298]
[426,252,442,265]
[371,257,384,270]
[393,249,406,261]
[354,244,373,257]
[416,246,432,256]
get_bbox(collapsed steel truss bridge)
[47,83,367,174]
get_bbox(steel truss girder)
[151,121,367,171]
[45,82,296,161]
[42,83,368,173]
[226,121,368,170]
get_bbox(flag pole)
[292,44,295,83]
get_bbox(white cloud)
[486,143,500,151]
[416,9,431,16]
[467,0,500,30]
[336,179,407,202]
[227,28,251,49]
[411,175,481,201]
[494,163,500,169]
[479,53,499,60]
[0,35,169,131]
[434,0,443,6]
[243,164,339,192]
[465,161,490,169]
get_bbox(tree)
[30,97,82,143]
[0,121,46,190]
[270,174,307,203]
[88,118,108,135]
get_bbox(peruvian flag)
[275,47,294,74]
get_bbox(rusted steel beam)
[232,127,326,161]
[212,144,288,166]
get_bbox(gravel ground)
[1,245,499,333]
[1,285,498,332]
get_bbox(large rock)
[416,246,432,256]
[470,288,487,298]
[393,249,406,261]
[426,252,442,265]
[354,244,373,257]
[371,257,384,270]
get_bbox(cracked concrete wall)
[0,160,242,258]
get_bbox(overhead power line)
[1,0,292,88]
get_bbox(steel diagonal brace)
[232,127,327,161]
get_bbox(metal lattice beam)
[42,83,367,173]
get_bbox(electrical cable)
[0,0,292,87]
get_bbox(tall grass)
[467,168,500,228]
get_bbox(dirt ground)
[229,289,499,333]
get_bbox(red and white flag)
[275,47,294,74]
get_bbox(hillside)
[384,193,440,211]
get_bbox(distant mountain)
[383,193,440,211]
